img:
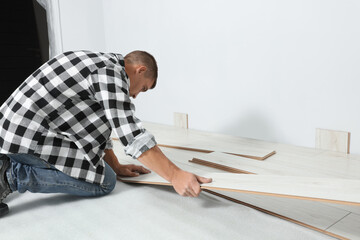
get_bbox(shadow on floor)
[4,180,131,217]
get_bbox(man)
[0,50,212,217]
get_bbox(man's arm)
[138,145,212,197]
[103,149,150,177]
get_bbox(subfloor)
[2,181,333,240]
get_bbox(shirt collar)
[116,54,130,88]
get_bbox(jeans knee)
[100,169,116,195]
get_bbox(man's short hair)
[124,50,158,89]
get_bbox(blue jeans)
[5,154,116,197]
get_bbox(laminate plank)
[204,189,349,240]
[316,128,350,154]
[142,122,277,160]
[323,202,360,215]
[189,158,255,174]
[174,112,188,129]
[111,124,360,238]
[202,151,360,179]
[118,172,360,206]
[186,155,356,233]
[112,141,352,237]
[326,213,360,240]
[208,190,350,232]
[156,143,276,160]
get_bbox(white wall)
[58,0,106,52]
[61,0,360,153]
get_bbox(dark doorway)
[0,0,49,105]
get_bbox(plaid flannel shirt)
[0,51,157,184]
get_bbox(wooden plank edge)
[261,150,277,160]
[189,157,360,205]
[347,132,351,154]
[202,186,360,206]
[223,152,264,160]
[157,144,213,153]
[202,189,349,240]
[112,138,276,160]
[225,150,276,160]
[157,143,275,160]
[189,158,255,174]
[118,177,360,206]
[117,176,172,186]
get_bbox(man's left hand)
[116,164,151,177]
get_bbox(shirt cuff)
[105,138,113,149]
[124,130,157,159]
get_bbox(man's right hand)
[138,145,212,197]
[170,169,212,197]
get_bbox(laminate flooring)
[112,122,360,239]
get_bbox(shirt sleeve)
[105,138,113,150]
[89,66,157,158]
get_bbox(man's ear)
[137,66,147,75]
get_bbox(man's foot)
[0,158,11,217]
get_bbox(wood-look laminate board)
[142,122,277,160]
[326,213,360,240]
[197,152,332,178]
[204,190,349,240]
[112,140,220,175]
[113,140,360,206]
[174,112,188,129]
[186,155,356,233]
[189,158,256,174]
[272,151,360,179]
[119,172,360,206]
[141,122,349,160]
[208,190,350,232]
[111,125,360,239]
[112,142,352,236]
[157,144,276,160]
[316,128,350,154]
[140,122,360,177]
[323,202,360,215]
[202,151,360,179]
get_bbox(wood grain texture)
[156,144,213,153]
[156,143,276,160]
[224,150,277,160]
[326,213,360,239]
[118,172,360,206]
[316,128,350,154]
[113,139,277,160]
[142,122,278,160]
[174,112,188,129]
[111,123,360,239]
[112,139,354,239]
[203,189,349,240]
[197,151,360,179]
[188,155,354,237]
[189,158,255,174]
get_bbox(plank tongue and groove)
[118,172,360,206]
[142,122,276,160]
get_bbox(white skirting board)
[119,172,360,206]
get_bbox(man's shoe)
[0,158,11,217]
[0,202,9,217]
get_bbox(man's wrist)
[168,164,181,183]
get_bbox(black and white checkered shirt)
[0,51,156,184]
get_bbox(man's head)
[124,51,158,99]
